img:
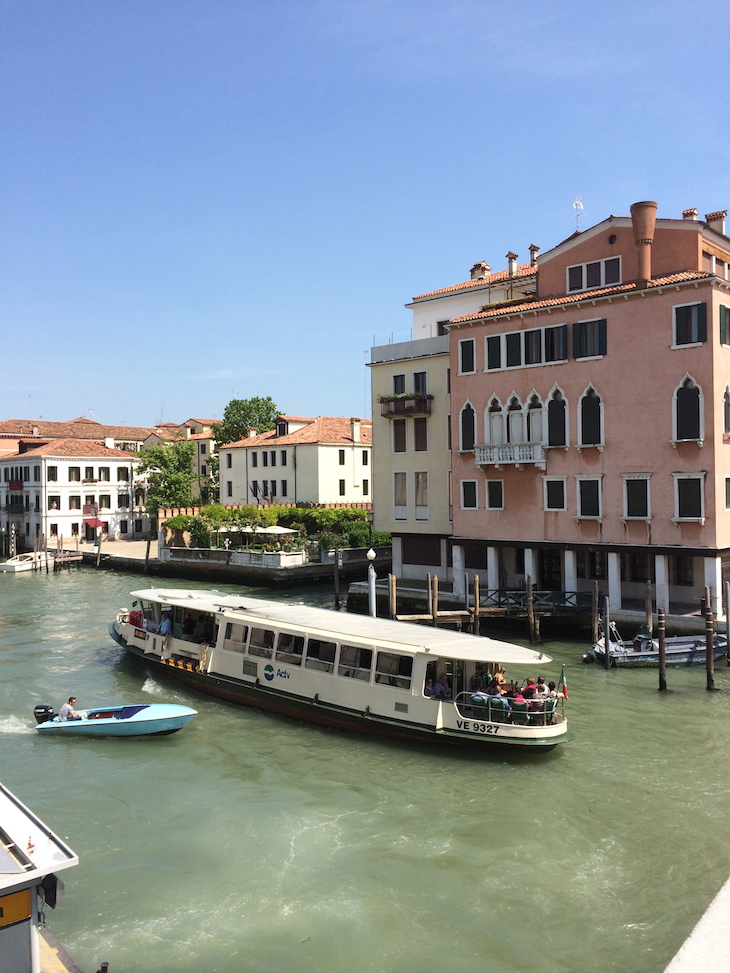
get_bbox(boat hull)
[584,635,728,667]
[111,624,566,752]
[36,703,197,737]
[0,553,49,573]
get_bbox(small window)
[674,303,707,346]
[227,481,233,497]
[248,627,275,659]
[98,467,110,481]
[721,306,730,346]
[486,335,501,370]
[200,443,206,455]
[98,495,111,509]
[47,466,58,481]
[362,479,369,496]
[339,449,345,465]
[544,478,566,511]
[393,373,406,394]
[252,453,258,467]
[48,495,61,510]
[394,472,407,510]
[362,450,368,466]
[338,644,372,680]
[460,404,475,451]
[624,476,650,519]
[280,480,288,497]
[116,467,129,482]
[573,319,607,358]
[85,467,94,480]
[459,338,475,374]
[201,465,207,476]
[674,474,704,521]
[226,453,232,468]
[725,477,730,511]
[393,419,406,453]
[462,480,478,509]
[414,418,428,452]
[69,496,81,510]
[577,477,601,518]
[33,465,41,482]
[270,451,276,467]
[305,638,336,672]
[375,651,412,689]
[276,632,304,665]
[505,332,522,368]
[262,452,268,467]
[579,388,602,447]
[415,471,428,511]
[339,479,346,496]
[280,450,287,465]
[119,520,128,534]
[486,480,503,509]
[224,622,250,653]
[544,325,568,362]
[413,371,427,394]
[118,493,130,508]
[675,378,702,442]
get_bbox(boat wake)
[0,715,35,735]
[141,677,164,696]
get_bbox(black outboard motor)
[34,704,55,725]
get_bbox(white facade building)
[221,416,372,506]
[0,438,149,549]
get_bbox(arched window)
[547,389,567,447]
[460,403,475,451]
[579,387,602,447]
[526,394,543,444]
[506,396,524,444]
[723,388,730,435]
[674,377,702,442]
[485,398,503,445]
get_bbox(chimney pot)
[705,210,727,235]
[505,251,518,276]
[630,200,658,288]
[683,208,699,220]
[529,244,539,267]
[469,262,491,280]
[351,418,361,444]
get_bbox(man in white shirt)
[58,697,81,721]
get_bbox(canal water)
[1,569,730,973]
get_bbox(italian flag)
[558,666,568,698]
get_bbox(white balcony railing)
[474,442,547,469]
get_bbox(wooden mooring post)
[591,581,599,645]
[526,574,536,642]
[472,574,481,634]
[726,581,730,666]
[645,581,653,636]
[657,607,667,692]
[389,573,397,619]
[705,585,716,691]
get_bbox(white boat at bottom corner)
[583,620,729,668]
[0,551,50,573]
[33,702,197,737]
[109,587,571,753]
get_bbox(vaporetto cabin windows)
[221,621,412,689]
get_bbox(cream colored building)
[370,259,537,580]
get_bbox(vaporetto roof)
[130,588,552,666]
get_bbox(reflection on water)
[1,569,729,972]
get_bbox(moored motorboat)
[33,702,197,736]
[110,588,570,752]
[0,551,50,573]
[583,621,728,667]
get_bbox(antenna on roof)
[573,196,584,231]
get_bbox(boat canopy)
[129,588,552,666]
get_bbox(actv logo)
[264,664,275,682]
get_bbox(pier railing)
[477,588,593,614]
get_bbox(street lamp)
[366,547,377,618]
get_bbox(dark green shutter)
[597,319,607,355]
[721,306,728,345]
[572,323,582,359]
[697,303,707,343]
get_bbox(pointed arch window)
[526,394,543,444]
[460,403,475,451]
[486,398,503,445]
[547,389,567,447]
[723,388,730,435]
[506,397,524,444]
[674,377,703,444]
[579,387,603,447]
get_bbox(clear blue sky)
[2,0,729,427]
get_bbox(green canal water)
[1,569,729,973]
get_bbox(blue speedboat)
[33,703,197,737]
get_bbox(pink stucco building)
[372,200,730,616]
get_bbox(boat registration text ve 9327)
[456,720,500,735]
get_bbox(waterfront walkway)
[663,875,730,971]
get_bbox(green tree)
[214,396,279,446]
[137,441,197,514]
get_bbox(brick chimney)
[630,200,657,288]
[706,210,727,235]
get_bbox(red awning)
[83,518,105,528]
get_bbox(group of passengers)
[423,664,559,725]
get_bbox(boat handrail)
[453,689,566,725]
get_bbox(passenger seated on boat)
[424,679,435,697]
[157,612,172,636]
[526,688,546,725]
[535,677,548,697]
[510,690,530,725]
[470,691,490,719]
[486,687,509,723]
[471,665,487,691]
[182,613,196,640]
[433,673,452,700]
[544,696,558,725]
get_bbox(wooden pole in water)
[431,574,439,626]
[645,581,653,636]
[603,595,611,670]
[95,530,103,567]
[333,548,341,610]
[705,585,715,691]
[473,573,480,634]
[657,607,667,691]
[144,536,152,575]
[426,573,433,618]
[725,581,730,666]
[389,573,397,618]
[526,574,535,642]
[592,581,599,645]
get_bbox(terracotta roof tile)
[0,418,157,440]
[227,417,372,449]
[412,264,536,301]
[448,271,717,324]
[7,438,135,459]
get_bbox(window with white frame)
[485,324,568,371]
[393,373,406,394]
[673,472,705,521]
[622,474,651,519]
[567,257,621,293]
[414,417,428,452]
[486,480,503,509]
[394,472,407,518]
[506,397,524,444]
[576,476,602,518]
[461,480,478,509]
[547,389,567,447]
[674,303,707,346]
[725,477,730,510]
[413,371,427,394]
[543,477,566,511]
[460,403,476,450]
[526,394,543,443]
[485,398,503,445]
[459,338,475,374]
[579,387,603,447]
[724,389,730,435]
[414,472,428,519]
[720,306,730,345]
[673,376,703,443]
[393,419,406,453]
[573,319,607,359]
